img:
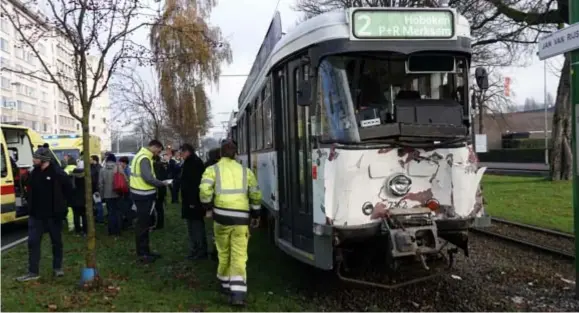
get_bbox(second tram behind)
[228,7,489,287]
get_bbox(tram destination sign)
[350,9,455,39]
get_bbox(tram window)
[240,114,246,154]
[250,102,257,151]
[257,92,264,150]
[263,78,273,148]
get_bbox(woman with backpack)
[98,154,128,236]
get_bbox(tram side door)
[275,58,314,254]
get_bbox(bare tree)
[0,0,166,283]
[485,0,570,180]
[474,69,519,133]
[111,69,167,140]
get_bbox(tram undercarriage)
[332,208,470,289]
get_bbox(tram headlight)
[387,174,412,197]
[362,202,374,216]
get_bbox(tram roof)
[236,8,472,120]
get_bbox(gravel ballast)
[287,234,579,311]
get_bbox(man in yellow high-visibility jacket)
[199,140,262,307]
[130,140,169,263]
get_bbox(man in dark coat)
[90,155,104,223]
[69,164,88,236]
[180,143,210,260]
[17,148,72,282]
[152,154,170,229]
[204,148,220,167]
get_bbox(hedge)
[501,138,550,149]
[478,148,549,163]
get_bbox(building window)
[0,56,9,69]
[92,126,95,132]
[92,114,95,119]
[14,45,24,59]
[38,43,46,55]
[0,38,9,53]
[0,18,10,35]
[1,77,11,90]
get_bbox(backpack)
[113,166,129,195]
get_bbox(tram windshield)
[314,54,469,143]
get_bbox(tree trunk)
[549,54,572,180]
[81,113,98,275]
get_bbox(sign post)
[571,3,579,299]
[537,5,579,298]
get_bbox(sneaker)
[54,269,64,277]
[16,273,40,282]
[149,252,162,258]
[138,254,160,264]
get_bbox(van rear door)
[0,130,17,224]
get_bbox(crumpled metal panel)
[311,144,486,226]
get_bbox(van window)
[1,144,7,178]
[2,129,33,167]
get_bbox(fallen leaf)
[560,277,575,285]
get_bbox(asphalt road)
[1,221,28,251]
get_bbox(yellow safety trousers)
[66,208,74,231]
[214,222,250,299]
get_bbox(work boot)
[229,298,246,307]
[16,273,40,282]
[218,285,230,295]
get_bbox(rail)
[471,217,575,260]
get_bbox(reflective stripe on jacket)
[199,157,262,225]
[64,165,76,175]
[129,147,156,196]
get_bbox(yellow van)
[0,124,36,224]
[41,134,102,164]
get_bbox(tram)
[228,6,489,287]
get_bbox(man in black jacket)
[17,148,73,282]
[179,144,211,260]
[152,154,170,229]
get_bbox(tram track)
[471,217,575,260]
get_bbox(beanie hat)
[33,148,52,162]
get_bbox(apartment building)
[0,0,111,152]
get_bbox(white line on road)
[1,236,28,252]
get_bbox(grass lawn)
[482,175,573,233]
[0,204,314,312]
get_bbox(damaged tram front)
[297,7,489,287]
[234,6,491,288]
